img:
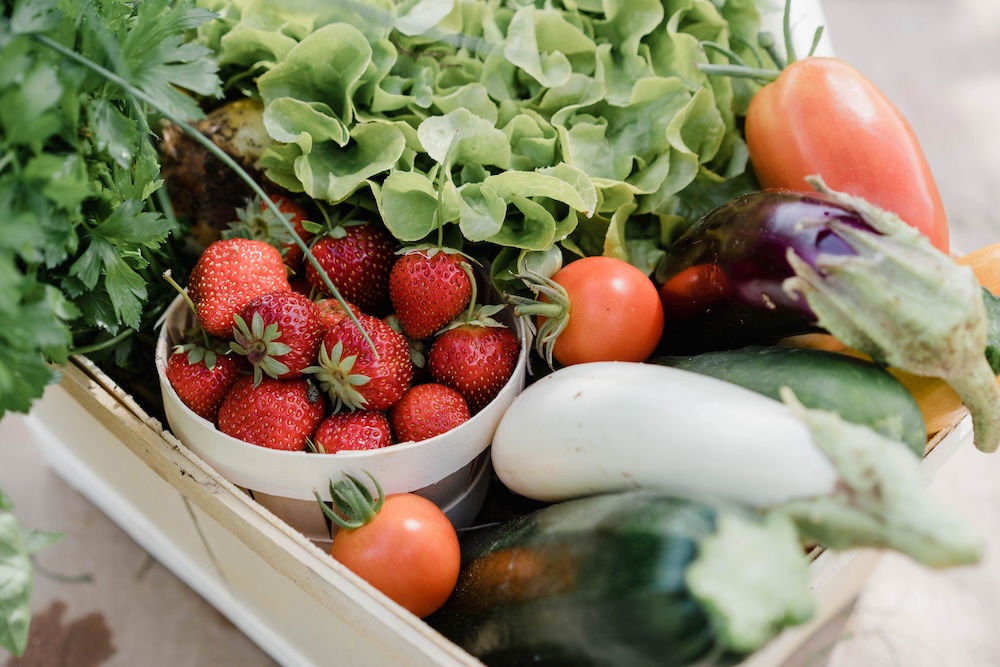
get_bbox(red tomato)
[745,57,949,253]
[542,256,664,366]
[658,263,731,321]
[330,493,460,618]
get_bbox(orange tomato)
[331,493,460,618]
[746,57,949,253]
[542,256,664,366]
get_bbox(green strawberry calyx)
[436,303,508,334]
[230,312,292,386]
[171,341,231,371]
[305,340,371,412]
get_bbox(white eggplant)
[491,361,983,568]
[492,361,839,506]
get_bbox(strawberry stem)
[461,261,479,321]
[162,269,211,348]
[435,129,461,250]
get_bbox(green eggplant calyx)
[685,510,814,655]
[784,174,1000,453]
[772,388,984,568]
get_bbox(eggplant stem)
[948,360,1000,453]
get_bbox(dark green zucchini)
[427,491,814,667]
[650,345,926,457]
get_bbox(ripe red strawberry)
[389,247,474,340]
[312,411,392,453]
[315,297,359,331]
[266,195,313,273]
[231,290,325,385]
[389,383,471,443]
[308,314,413,411]
[427,305,519,412]
[305,223,396,314]
[226,194,315,273]
[187,238,292,338]
[217,376,326,451]
[166,343,246,422]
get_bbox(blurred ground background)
[3,1,1000,665]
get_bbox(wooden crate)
[27,354,972,667]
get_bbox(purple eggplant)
[655,176,1000,453]
[655,189,869,352]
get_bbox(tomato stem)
[699,0,825,81]
[782,0,797,65]
[506,269,572,369]
[696,63,779,83]
[315,472,385,531]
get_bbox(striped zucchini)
[428,490,814,666]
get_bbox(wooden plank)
[56,357,479,667]
[29,380,220,581]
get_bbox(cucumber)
[427,491,814,667]
[651,345,927,457]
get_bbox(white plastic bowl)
[155,290,530,535]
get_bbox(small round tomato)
[658,263,732,321]
[329,492,460,618]
[516,256,663,367]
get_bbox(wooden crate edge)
[57,356,481,667]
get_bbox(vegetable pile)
[5,0,1000,664]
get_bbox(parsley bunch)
[0,0,221,417]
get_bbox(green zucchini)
[427,491,814,667]
[651,345,927,457]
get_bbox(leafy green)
[0,0,220,417]
[200,0,766,270]
[0,488,63,657]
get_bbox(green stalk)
[33,33,377,355]
[68,329,135,356]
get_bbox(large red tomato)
[745,57,949,253]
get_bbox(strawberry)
[312,411,392,453]
[388,247,474,340]
[308,314,413,412]
[427,305,519,413]
[226,194,315,273]
[315,297,359,331]
[166,343,246,423]
[231,290,325,385]
[388,383,471,443]
[187,238,292,338]
[217,376,326,451]
[305,223,396,314]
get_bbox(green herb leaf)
[0,0,222,417]
[0,512,32,656]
